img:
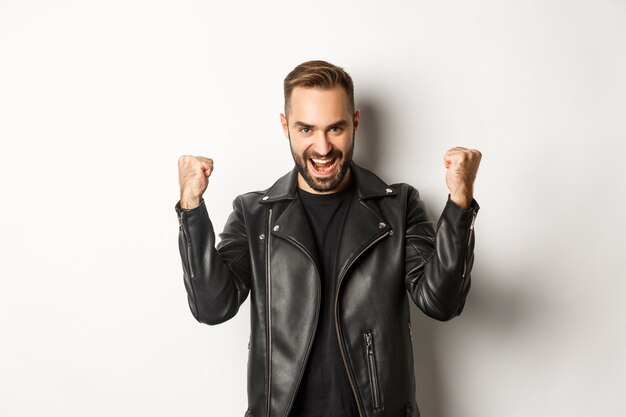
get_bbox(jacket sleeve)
[404,186,480,321]
[175,196,251,325]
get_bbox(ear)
[353,110,360,132]
[279,113,289,139]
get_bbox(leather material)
[175,162,479,417]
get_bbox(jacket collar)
[258,161,397,204]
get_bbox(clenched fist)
[178,155,214,209]
[443,147,482,209]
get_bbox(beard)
[289,132,354,193]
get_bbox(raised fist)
[178,155,214,209]
[443,147,482,209]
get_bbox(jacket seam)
[225,248,249,269]
[407,238,434,264]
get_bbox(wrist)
[180,195,201,210]
[449,193,472,209]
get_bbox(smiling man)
[175,60,482,417]
[282,84,357,195]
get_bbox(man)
[175,60,481,417]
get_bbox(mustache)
[303,148,343,160]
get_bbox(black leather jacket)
[175,162,480,417]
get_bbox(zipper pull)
[470,209,477,230]
[462,209,478,279]
[365,333,374,355]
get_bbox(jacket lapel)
[271,198,319,265]
[335,195,389,281]
[335,163,394,281]
[259,167,319,264]
[259,162,397,276]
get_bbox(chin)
[302,160,350,192]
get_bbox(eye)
[329,126,343,133]
[299,127,311,134]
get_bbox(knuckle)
[181,155,198,166]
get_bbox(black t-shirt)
[288,182,359,417]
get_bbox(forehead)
[288,86,351,120]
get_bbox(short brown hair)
[283,60,355,115]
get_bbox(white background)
[1,1,625,416]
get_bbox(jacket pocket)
[363,331,382,411]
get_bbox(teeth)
[312,158,333,164]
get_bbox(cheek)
[336,135,354,152]
[290,142,308,158]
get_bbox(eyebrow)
[293,119,349,129]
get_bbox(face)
[280,86,360,194]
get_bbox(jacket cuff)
[440,194,480,230]
[445,194,480,213]
[175,198,206,217]
[175,199,210,232]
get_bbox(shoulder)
[234,190,266,206]
[231,167,295,209]
[350,163,420,199]
[388,182,420,198]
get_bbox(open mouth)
[308,157,338,175]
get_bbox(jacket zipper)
[364,331,382,411]
[461,209,478,279]
[179,213,195,280]
[335,229,390,417]
[265,208,273,417]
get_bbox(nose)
[310,131,332,156]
